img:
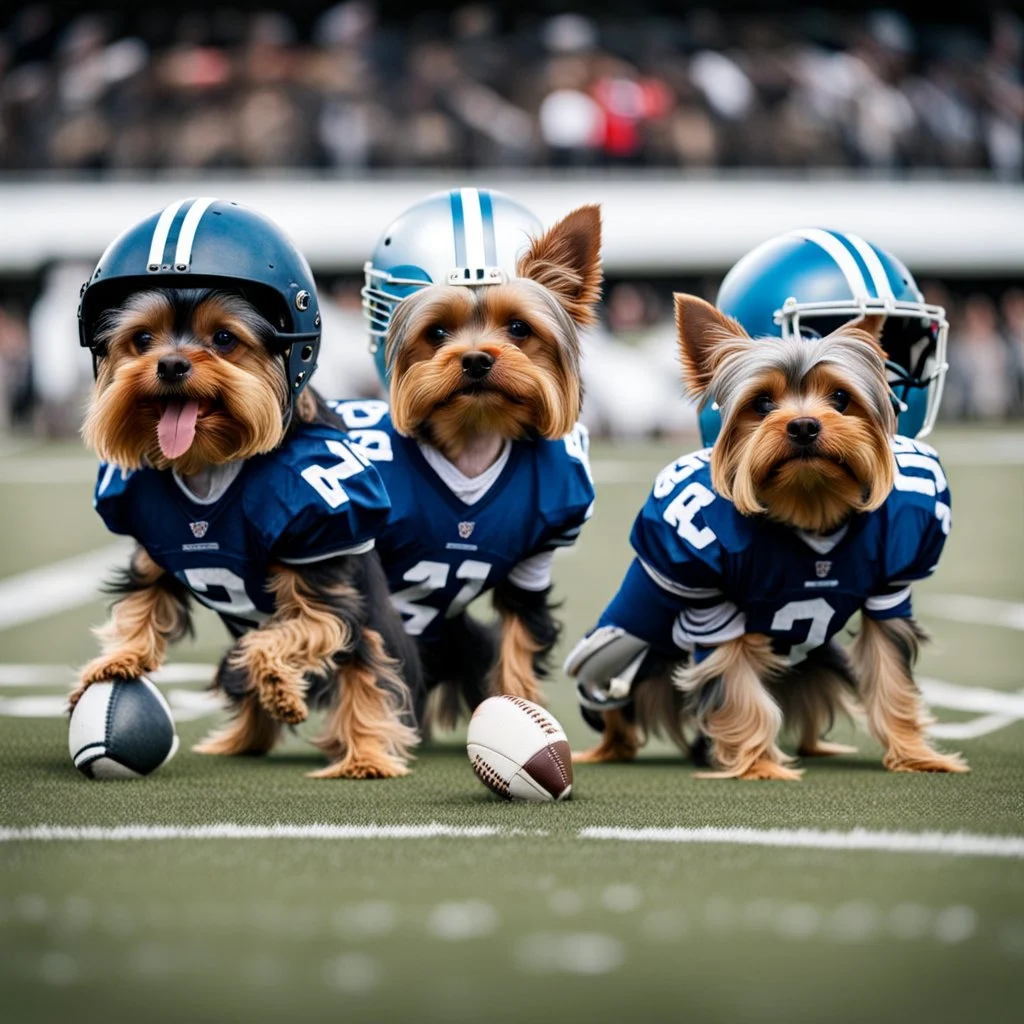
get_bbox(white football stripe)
[843,231,895,299]
[147,199,186,268]
[173,196,217,268]
[0,824,1020,858]
[460,187,486,268]
[790,227,871,300]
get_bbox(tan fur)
[673,293,751,395]
[849,616,968,773]
[309,629,419,778]
[492,611,545,705]
[223,565,354,726]
[70,549,189,707]
[771,653,861,756]
[192,692,282,756]
[517,205,603,326]
[82,291,287,474]
[572,709,640,764]
[676,634,803,780]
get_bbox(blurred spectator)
[1000,286,1024,414]
[0,4,1020,175]
[945,293,1013,421]
[0,303,31,435]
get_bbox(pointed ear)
[517,204,603,326]
[674,293,750,396]
[837,313,889,360]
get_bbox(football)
[68,677,179,779]
[466,695,573,801]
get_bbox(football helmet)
[79,197,322,404]
[361,187,544,388]
[701,227,948,444]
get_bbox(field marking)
[580,827,1024,859]
[0,663,214,687]
[0,541,132,630]
[0,823,1021,858]
[917,594,1024,632]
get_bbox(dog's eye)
[831,389,851,413]
[753,393,775,415]
[212,329,239,354]
[425,325,448,344]
[133,330,153,352]
[507,319,531,341]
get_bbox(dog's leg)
[193,649,282,756]
[679,634,802,780]
[572,709,639,763]
[489,580,560,706]
[850,616,968,773]
[70,546,192,708]
[776,642,860,757]
[309,627,419,778]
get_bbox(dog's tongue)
[157,399,200,459]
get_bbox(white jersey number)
[771,597,836,664]
[390,559,493,636]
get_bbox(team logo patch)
[190,521,210,539]
[815,560,832,578]
[458,521,475,539]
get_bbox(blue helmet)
[701,227,949,444]
[78,197,322,404]
[361,187,544,389]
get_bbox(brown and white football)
[466,695,573,801]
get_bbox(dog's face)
[385,205,602,455]
[82,289,288,475]
[675,294,897,533]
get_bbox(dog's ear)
[836,313,889,360]
[517,204,602,326]
[674,293,750,396]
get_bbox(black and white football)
[68,677,179,779]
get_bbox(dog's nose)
[461,350,494,380]
[156,355,192,383]
[787,417,821,447]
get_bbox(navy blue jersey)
[329,399,595,645]
[596,435,951,663]
[93,422,391,636]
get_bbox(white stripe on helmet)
[790,227,871,300]
[174,197,218,269]
[843,232,895,300]
[460,187,486,269]
[147,199,186,269]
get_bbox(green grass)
[1,425,1023,1024]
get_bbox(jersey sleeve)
[92,463,135,537]
[534,423,597,553]
[247,430,392,565]
[864,437,952,621]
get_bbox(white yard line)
[918,678,1024,717]
[916,594,1024,632]
[580,827,1024,858]
[0,663,214,687]
[0,541,132,630]
[0,823,1020,858]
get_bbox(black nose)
[157,355,192,383]
[461,350,494,380]
[787,417,821,447]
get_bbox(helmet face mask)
[361,187,544,390]
[709,228,948,444]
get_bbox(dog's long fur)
[385,206,602,731]
[577,294,967,778]
[74,287,422,778]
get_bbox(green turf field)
[1,426,1022,1024]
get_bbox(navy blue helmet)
[361,187,543,389]
[79,197,322,403]
[701,227,948,444]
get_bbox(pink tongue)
[157,400,200,459]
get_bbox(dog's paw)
[307,756,410,780]
[78,653,147,689]
[695,758,804,781]
[884,749,969,774]
[572,742,637,764]
[257,680,308,724]
[798,740,858,757]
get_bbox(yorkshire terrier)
[336,204,602,732]
[568,293,967,779]
[74,287,422,778]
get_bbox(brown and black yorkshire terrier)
[341,204,601,732]
[569,294,966,779]
[74,286,422,778]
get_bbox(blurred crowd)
[2,270,1023,443]
[0,2,1022,176]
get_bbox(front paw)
[257,678,309,724]
[884,749,969,774]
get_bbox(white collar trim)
[418,440,512,505]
